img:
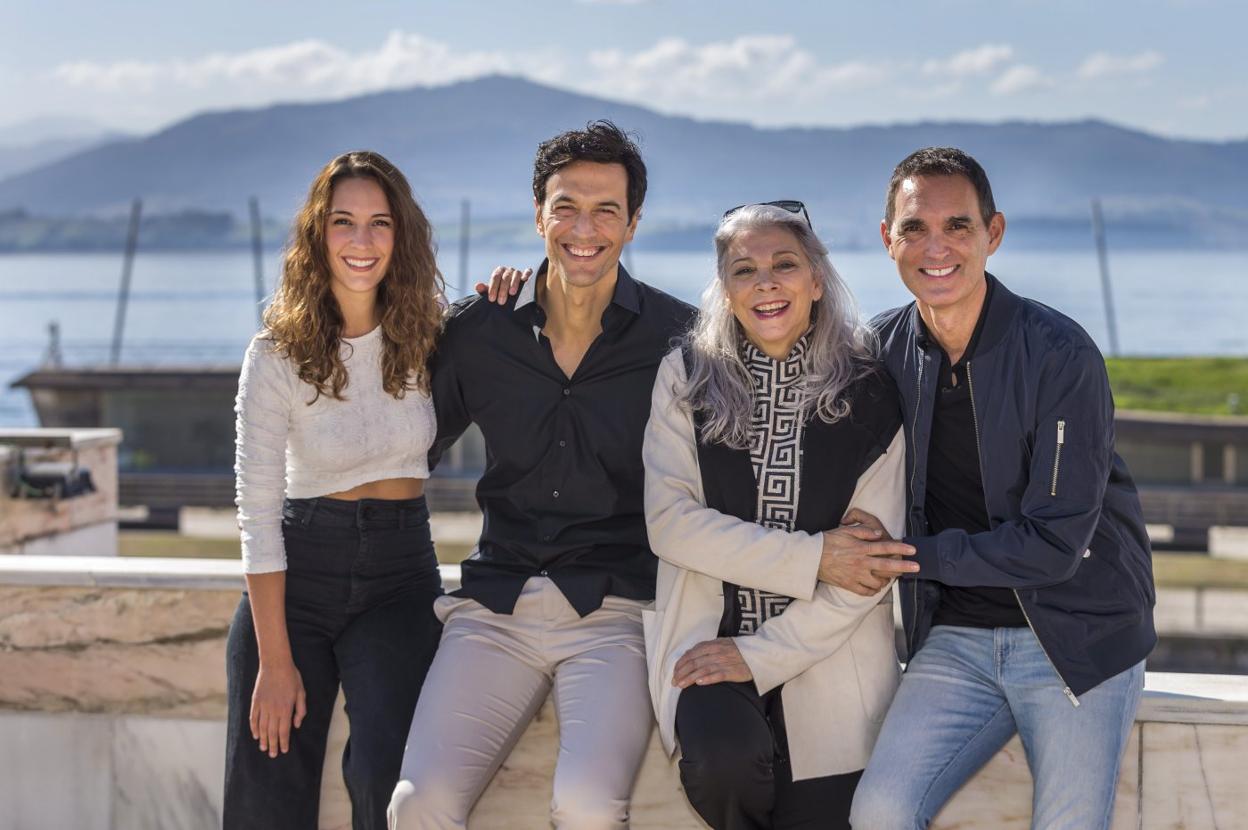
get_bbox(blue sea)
[2,247,1246,427]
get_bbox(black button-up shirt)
[428,261,696,616]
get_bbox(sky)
[3,0,1246,142]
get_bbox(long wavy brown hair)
[263,150,444,401]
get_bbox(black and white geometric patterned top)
[736,333,809,635]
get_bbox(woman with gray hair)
[642,202,912,829]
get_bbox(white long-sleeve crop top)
[233,326,435,573]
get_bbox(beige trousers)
[388,577,654,829]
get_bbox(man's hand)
[474,266,532,304]
[672,638,753,688]
[818,525,917,596]
[842,507,913,583]
[842,508,890,538]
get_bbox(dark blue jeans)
[224,496,443,830]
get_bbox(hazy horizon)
[4,0,1246,142]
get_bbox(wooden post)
[110,198,142,366]
[1091,198,1121,357]
[249,197,265,327]
[458,198,471,297]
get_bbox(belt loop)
[301,498,318,527]
[399,508,406,531]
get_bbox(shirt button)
[559,440,567,448]
[542,535,552,542]
[562,388,571,396]
[552,490,560,498]
[539,569,549,576]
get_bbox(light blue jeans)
[850,625,1144,830]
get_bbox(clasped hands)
[673,509,917,689]
[818,507,917,596]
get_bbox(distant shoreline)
[3,213,1248,253]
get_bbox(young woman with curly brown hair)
[223,150,446,830]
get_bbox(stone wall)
[2,555,1247,829]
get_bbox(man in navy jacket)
[849,147,1156,830]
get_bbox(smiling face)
[881,173,1004,319]
[535,160,637,289]
[724,224,823,360]
[324,176,394,302]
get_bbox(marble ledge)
[0,428,122,452]
[0,555,245,591]
[1140,671,1248,725]
[0,554,464,592]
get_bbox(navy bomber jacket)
[872,274,1156,701]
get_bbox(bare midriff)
[325,477,424,501]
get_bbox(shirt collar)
[515,258,642,318]
[514,261,542,312]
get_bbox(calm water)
[1,247,1246,426]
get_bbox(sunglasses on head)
[722,200,813,229]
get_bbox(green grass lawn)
[1151,552,1248,590]
[1106,357,1248,415]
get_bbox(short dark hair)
[532,120,647,221]
[884,147,997,228]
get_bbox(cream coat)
[641,349,907,781]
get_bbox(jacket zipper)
[1049,419,1066,496]
[966,362,1080,707]
[906,346,926,652]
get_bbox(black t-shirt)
[922,281,1028,628]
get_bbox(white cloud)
[35,32,1186,135]
[51,32,537,101]
[587,35,887,105]
[1077,51,1164,80]
[38,32,889,129]
[53,60,164,93]
[922,44,1014,78]
[991,65,1052,95]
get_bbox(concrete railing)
[0,429,120,556]
[1,555,1246,830]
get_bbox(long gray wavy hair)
[676,204,877,449]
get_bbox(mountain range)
[1,75,1246,249]
[0,116,130,182]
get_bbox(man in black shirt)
[389,121,693,829]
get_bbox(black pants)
[675,681,862,830]
[224,496,443,830]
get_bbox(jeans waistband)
[283,495,430,530]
